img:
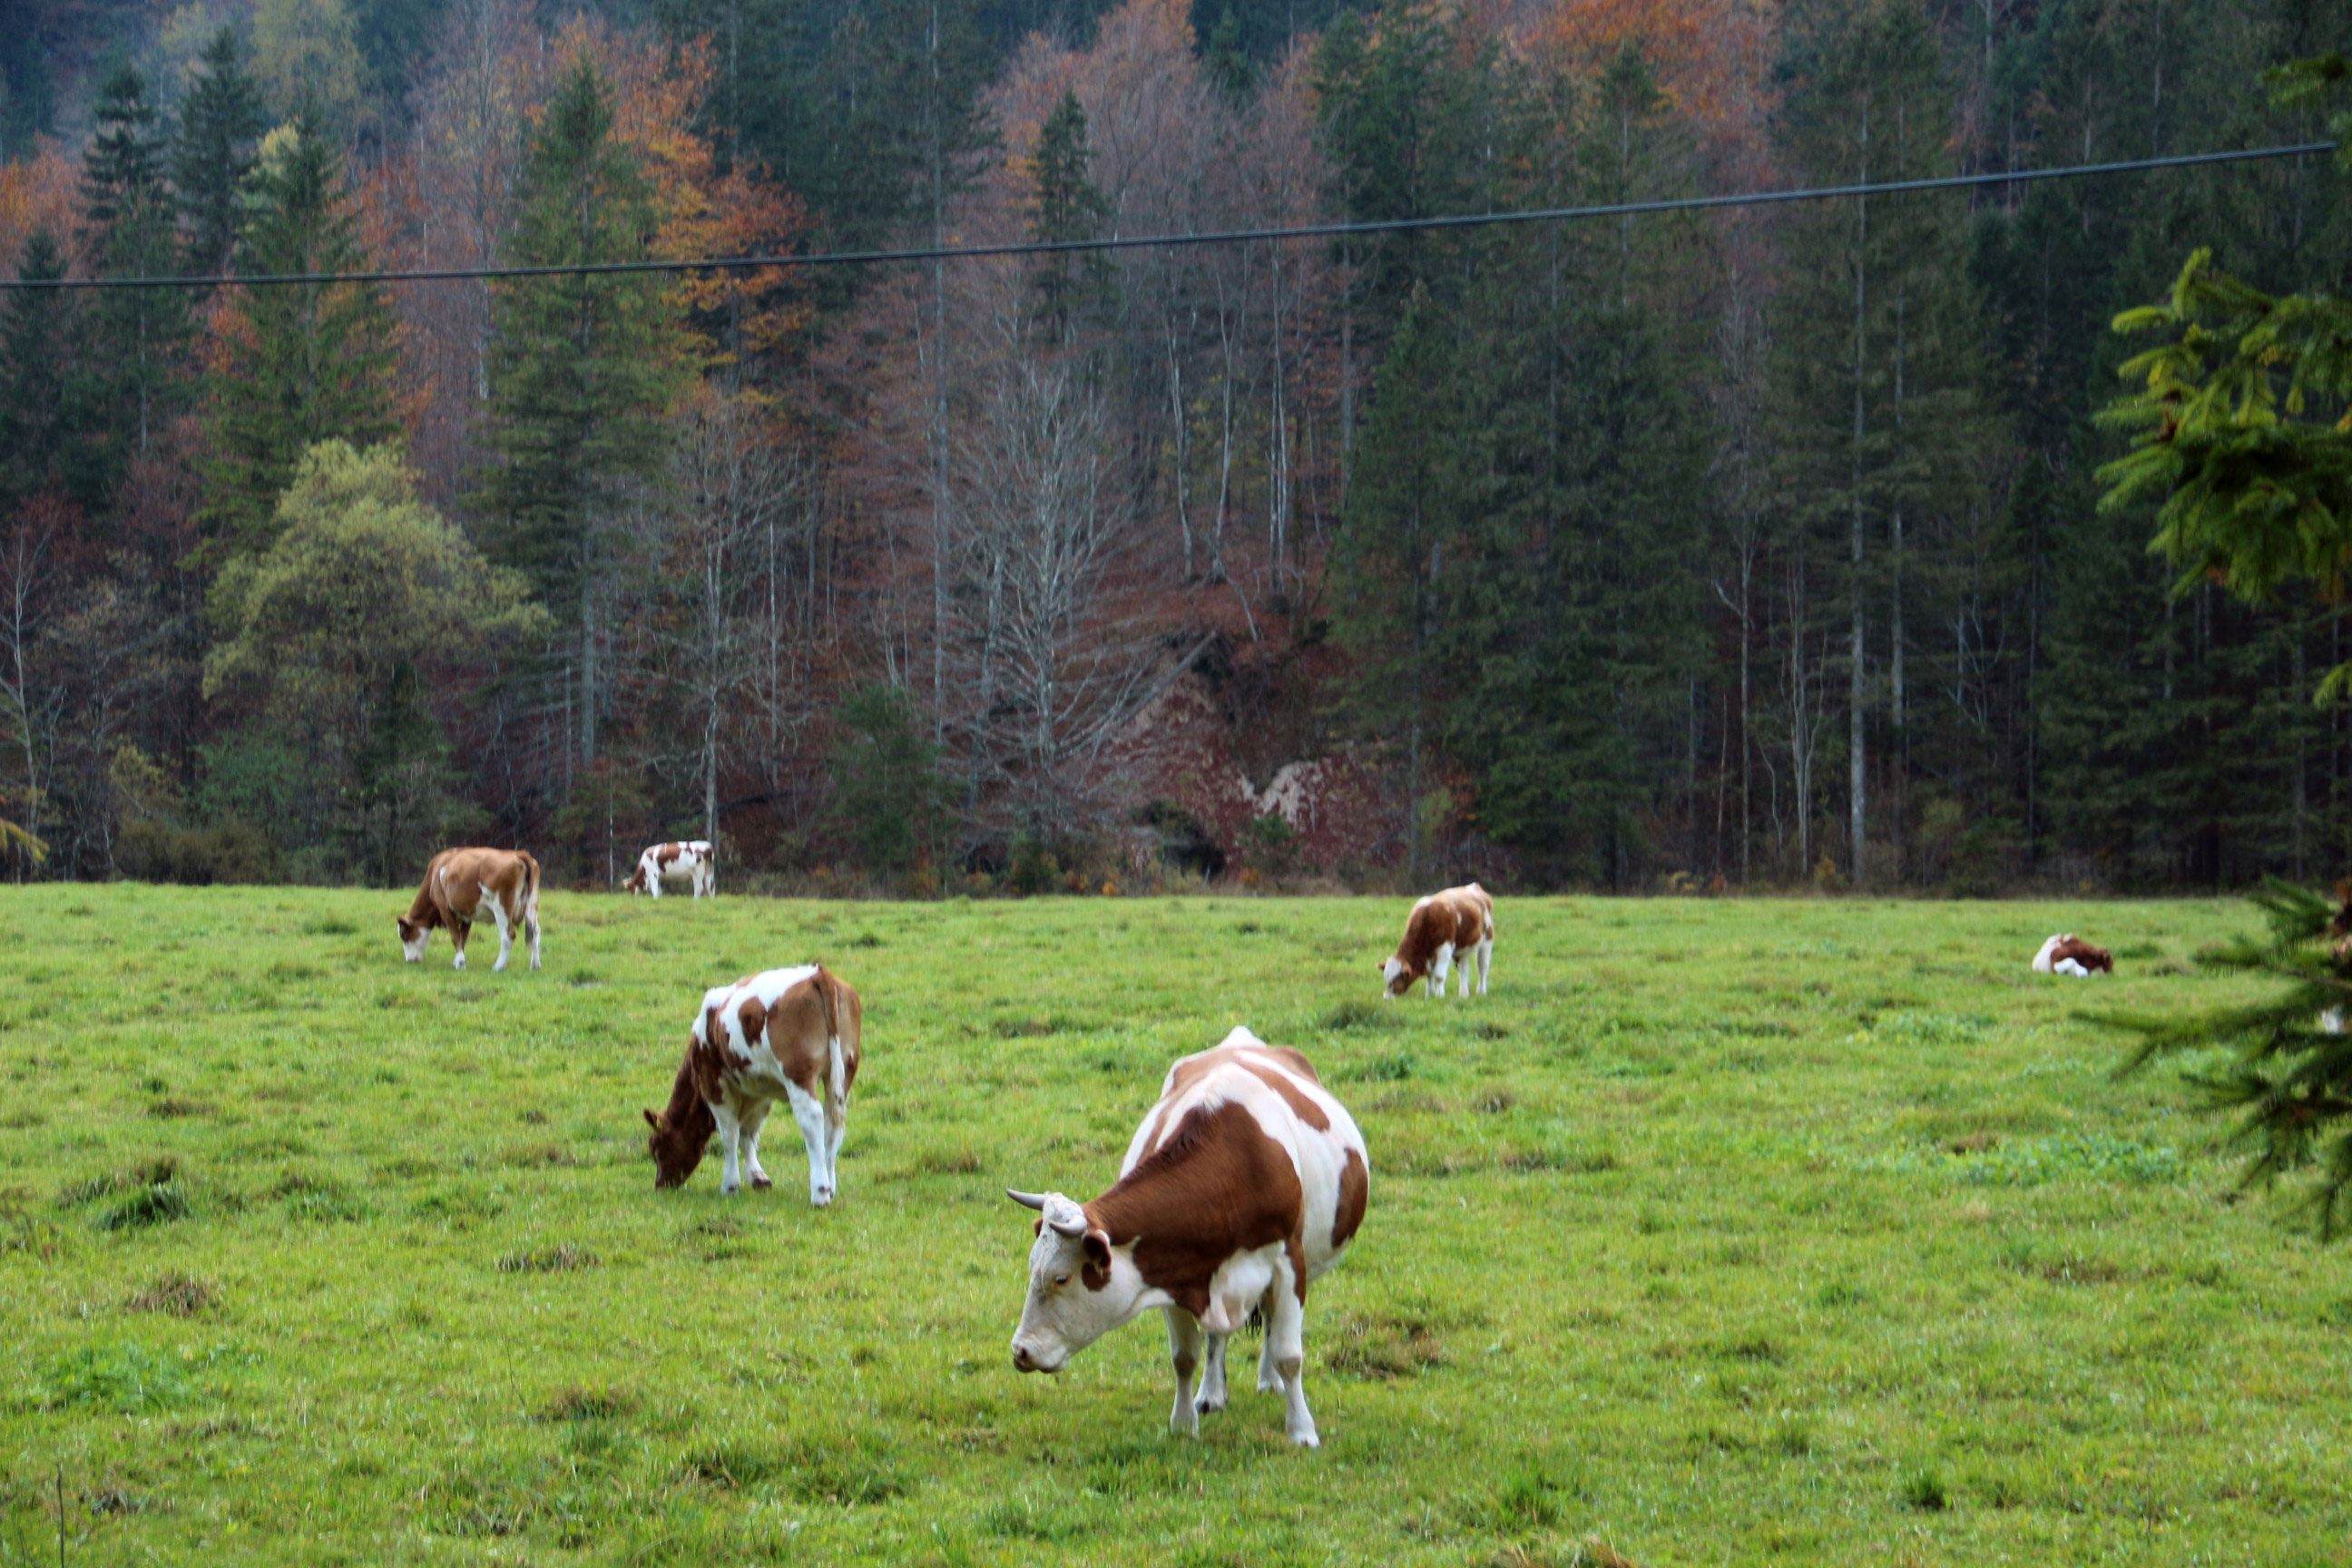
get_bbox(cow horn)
[1006,1189,1048,1211]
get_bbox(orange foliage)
[552,19,814,364]
[0,142,82,276]
[1526,0,1779,166]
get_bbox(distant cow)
[644,965,862,1206]
[2032,933,2112,977]
[1007,1026,1368,1448]
[1382,883,1495,998]
[397,848,542,972]
[623,840,715,899]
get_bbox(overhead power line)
[5,141,2335,294]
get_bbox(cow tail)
[814,964,848,1125]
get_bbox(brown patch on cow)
[1164,1042,1324,1102]
[1083,1101,1306,1320]
[1239,1058,1330,1131]
[1385,884,1494,994]
[1333,1147,1368,1250]
[2049,936,2113,974]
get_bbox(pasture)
[3,886,2348,1566]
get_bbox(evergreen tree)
[174,29,268,279]
[200,121,400,554]
[0,231,82,508]
[76,61,191,495]
[1028,89,1112,341]
[477,57,685,775]
[1768,0,2004,884]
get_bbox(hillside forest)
[0,0,2347,893]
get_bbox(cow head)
[397,916,431,963]
[642,1105,710,1189]
[622,865,647,896]
[1006,1190,1129,1373]
[1380,956,1413,997]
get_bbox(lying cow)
[644,965,862,1206]
[397,848,542,972]
[623,839,715,899]
[2032,933,2112,977]
[1382,882,1495,998]
[1008,1026,1368,1448]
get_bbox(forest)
[0,0,2346,893]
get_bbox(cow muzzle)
[1010,1339,1063,1374]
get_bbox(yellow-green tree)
[206,442,549,881]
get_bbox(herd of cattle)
[389,844,2106,1445]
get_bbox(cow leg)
[783,1080,833,1207]
[1427,943,1453,998]
[1264,1266,1318,1447]
[1476,936,1493,995]
[740,1100,774,1190]
[449,920,470,970]
[1194,1332,1230,1415]
[823,1095,848,1198]
[1257,1293,1285,1393]
[524,904,541,971]
[1164,1308,1203,1437]
[486,898,514,973]
[711,1101,745,1195]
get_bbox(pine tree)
[477,57,686,775]
[1768,0,2003,885]
[199,122,399,554]
[0,231,79,508]
[76,61,191,494]
[1028,89,1112,341]
[174,29,268,279]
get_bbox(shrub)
[117,818,280,886]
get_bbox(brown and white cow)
[644,965,862,1206]
[1007,1026,1368,1448]
[622,839,715,899]
[1382,882,1494,998]
[397,848,542,972]
[2032,933,2112,977]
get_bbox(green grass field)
[4,886,2349,1566]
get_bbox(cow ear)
[642,1109,663,1131]
[1082,1230,1111,1271]
[1032,1217,1044,1239]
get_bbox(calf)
[623,840,716,899]
[643,965,862,1207]
[2032,933,2112,977]
[1007,1026,1369,1447]
[1382,883,1495,998]
[397,848,542,972]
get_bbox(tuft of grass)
[1900,1466,1949,1511]
[498,1242,599,1274]
[1321,997,1400,1032]
[126,1270,221,1318]
[36,1342,191,1412]
[99,1181,193,1230]
[1342,1051,1416,1083]
[59,1156,181,1209]
[992,1017,1054,1038]
[912,1146,985,1175]
[1325,1308,1447,1378]
[543,1383,638,1421]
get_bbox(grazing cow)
[643,965,862,1206]
[397,848,542,972]
[623,840,716,899]
[1381,883,1495,998]
[1007,1026,1369,1448]
[2032,933,2113,977]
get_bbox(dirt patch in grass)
[1325,1308,1448,1378]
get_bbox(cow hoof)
[1192,1393,1226,1415]
[1289,1428,1320,1449]
[1258,1371,1285,1395]
[720,1181,740,1197]
[750,1172,773,1191]
[810,1188,834,1208]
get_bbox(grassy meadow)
[3,885,2349,1566]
